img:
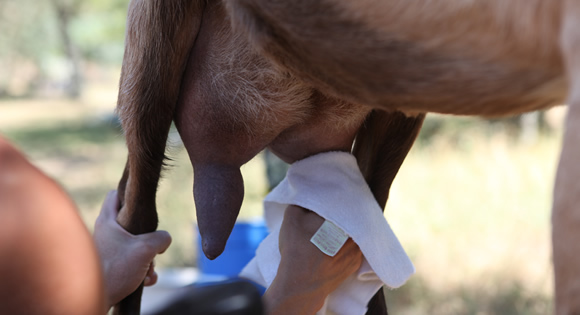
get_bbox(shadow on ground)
[2,117,123,156]
[386,276,552,315]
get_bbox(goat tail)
[114,1,205,314]
[352,110,426,315]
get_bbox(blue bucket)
[196,221,269,277]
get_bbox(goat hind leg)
[353,111,425,315]
[114,0,204,313]
[552,81,580,315]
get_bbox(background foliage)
[0,0,127,97]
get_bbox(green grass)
[0,92,565,314]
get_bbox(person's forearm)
[263,262,329,315]
[263,279,326,315]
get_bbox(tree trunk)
[52,0,82,99]
[520,111,540,145]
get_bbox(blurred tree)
[519,112,540,145]
[263,149,289,191]
[71,0,127,64]
[0,0,127,98]
[0,0,59,96]
[50,0,83,98]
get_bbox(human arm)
[263,205,363,315]
[0,137,106,315]
[93,190,172,309]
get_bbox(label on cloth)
[310,220,349,257]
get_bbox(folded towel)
[240,151,414,315]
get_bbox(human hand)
[93,190,172,308]
[264,205,363,315]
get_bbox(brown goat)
[115,0,580,314]
[226,1,579,314]
[115,1,420,314]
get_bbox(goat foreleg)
[553,6,580,313]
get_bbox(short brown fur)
[225,0,580,313]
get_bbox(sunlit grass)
[383,114,562,314]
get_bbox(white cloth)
[240,151,414,315]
